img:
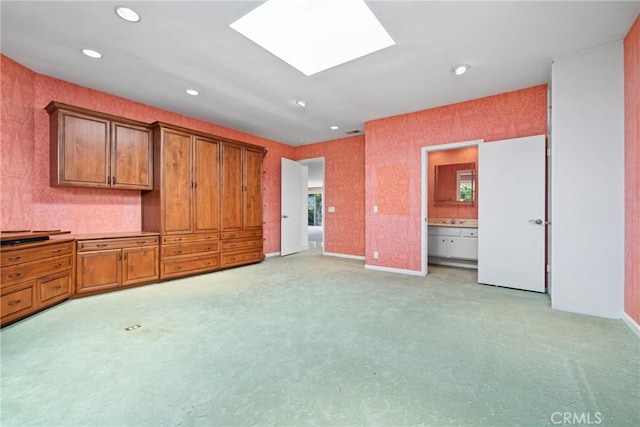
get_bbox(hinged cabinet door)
[122,246,159,286]
[193,137,220,233]
[58,111,110,187]
[77,249,122,293]
[221,143,243,232]
[162,129,193,234]
[243,148,263,230]
[111,122,153,190]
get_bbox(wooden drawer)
[221,230,262,240]
[1,255,72,288]
[221,238,262,252]
[161,255,219,278]
[77,236,159,251]
[1,282,36,321]
[1,241,73,267]
[221,250,263,268]
[39,271,72,304]
[162,233,219,244]
[162,241,220,259]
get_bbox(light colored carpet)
[1,249,638,426]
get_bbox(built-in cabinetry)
[1,237,74,326]
[142,123,265,278]
[46,102,153,190]
[75,233,159,295]
[220,142,264,268]
[428,226,478,268]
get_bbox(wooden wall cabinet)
[142,123,264,278]
[1,239,74,326]
[220,142,264,268]
[142,123,222,279]
[46,102,153,190]
[76,234,159,295]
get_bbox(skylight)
[230,0,395,76]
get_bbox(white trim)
[265,252,281,258]
[421,139,483,277]
[364,264,423,276]
[623,312,640,338]
[323,252,365,261]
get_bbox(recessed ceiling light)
[82,49,102,59]
[186,89,199,96]
[330,126,339,130]
[451,64,470,76]
[230,0,395,76]
[115,6,141,22]
[296,100,307,107]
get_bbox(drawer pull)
[97,244,108,247]
[175,266,182,270]
[52,263,62,268]
[206,247,211,251]
[51,286,62,291]
[229,244,236,248]
[175,238,182,242]
[8,273,21,279]
[204,262,211,266]
[7,300,21,306]
[175,250,182,254]
[51,249,62,253]
[205,236,212,240]
[136,240,147,244]
[8,256,21,261]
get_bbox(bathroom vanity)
[428,220,478,269]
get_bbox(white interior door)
[281,158,308,256]
[478,135,546,292]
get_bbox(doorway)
[300,158,325,251]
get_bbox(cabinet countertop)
[63,231,160,241]
[428,223,478,229]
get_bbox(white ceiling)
[1,1,638,146]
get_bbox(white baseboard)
[622,312,640,338]
[364,264,424,276]
[265,252,280,258]
[323,252,365,261]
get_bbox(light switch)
[328,206,336,213]
[373,205,378,213]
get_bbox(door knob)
[528,219,543,225]
[281,215,289,219]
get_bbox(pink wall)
[0,55,294,255]
[624,16,640,325]
[294,136,365,257]
[428,146,478,219]
[364,85,548,271]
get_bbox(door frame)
[421,139,483,276]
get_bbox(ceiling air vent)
[345,130,362,135]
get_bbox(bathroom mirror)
[434,162,476,205]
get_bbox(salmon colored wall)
[365,85,547,272]
[0,54,294,255]
[624,16,640,325]
[428,146,478,219]
[294,136,365,257]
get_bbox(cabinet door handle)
[8,273,21,279]
[107,176,111,185]
[124,253,127,260]
[51,286,62,291]
[97,244,108,247]
[194,182,198,189]
[8,256,21,261]
[112,176,116,185]
[7,300,21,306]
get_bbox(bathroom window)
[457,170,475,202]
